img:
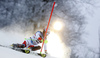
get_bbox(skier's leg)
[22,41,26,47]
[12,44,25,48]
[14,41,26,48]
[12,41,26,48]
[30,46,41,51]
[17,44,25,48]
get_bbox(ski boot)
[38,53,46,58]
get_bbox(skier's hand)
[28,47,30,49]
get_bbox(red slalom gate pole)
[40,2,56,54]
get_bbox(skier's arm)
[35,32,42,40]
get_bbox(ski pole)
[40,2,56,54]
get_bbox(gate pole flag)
[40,2,56,54]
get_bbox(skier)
[12,28,50,54]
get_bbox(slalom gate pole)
[40,2,56,54]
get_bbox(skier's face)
[43,32,48,37]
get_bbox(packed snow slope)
[0,47,39,58]
[0,30,56,58]
[0,46,55,58]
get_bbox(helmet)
[43,28,50,35]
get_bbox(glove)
[28,47,30,49]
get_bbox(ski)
[0,44,12,48]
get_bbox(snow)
[0,47,38,58]
[83,7,100,53]
[47,31,71,58]
[0,30,24,46]
[0,46,56,58]
[79,0,100,54]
